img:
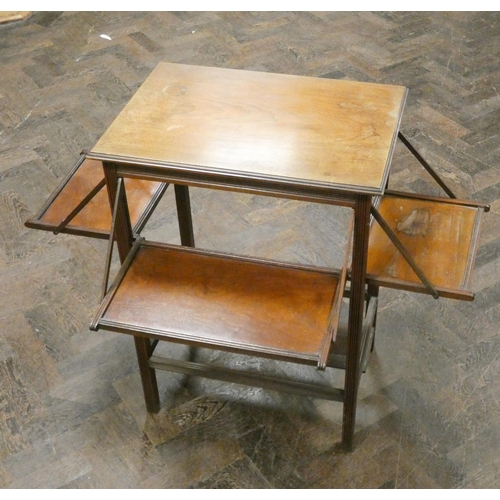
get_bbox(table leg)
[102,161,161,413]
[134,336,161,413]
[174,184,197,367]
[174,184,195,247]
[342,194,371,450]
[102,162,133,261]
[367,284,379,352]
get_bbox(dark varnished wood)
[384,189,490,212]
[342,194,372,450]
[93,242,345,366]
[109,158,359,207]
[135,336,160,413]
[101,177,124,300]
[319,212,354,369]
[90,62,407,195]
[102,162,134,262]
[101,163,163,414]
[397,132,457,199]
[370,204,440,299]
[149,356,345,402]
[25,157,167,238]
[86,63,407,452]
[367,194,485,299]
[174,184,195,247]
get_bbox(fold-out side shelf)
[25,155,167,239]
[366,192,487,300]
[91,241,348,370]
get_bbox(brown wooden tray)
[91,241,347,369]
[366,192,486,300]
[25,155,167,239]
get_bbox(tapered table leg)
[342,194,372,450]
[134,337,160,413]
[103,161,161,413]
[174,184,197,366]
[367,284,379,352]
[174,184,195,247]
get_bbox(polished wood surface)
[27,158,165,235]
[91,62,407,194]
[367,195,482,294]
[97,243,342,365]
[90,63,380,449]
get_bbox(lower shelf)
[91,241,346,368]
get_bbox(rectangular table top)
[90,62,407,195]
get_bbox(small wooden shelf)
[91,241,347,368]
[25,156,167,239]
[367,193,486,300]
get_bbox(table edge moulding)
[87,62,408,196]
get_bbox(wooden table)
[86,62,408,450]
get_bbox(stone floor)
[0,11,499,488]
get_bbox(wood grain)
[91,62,407,193]
[367,195,480,292]
[98,243,342,364]
[28,158,165,235]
